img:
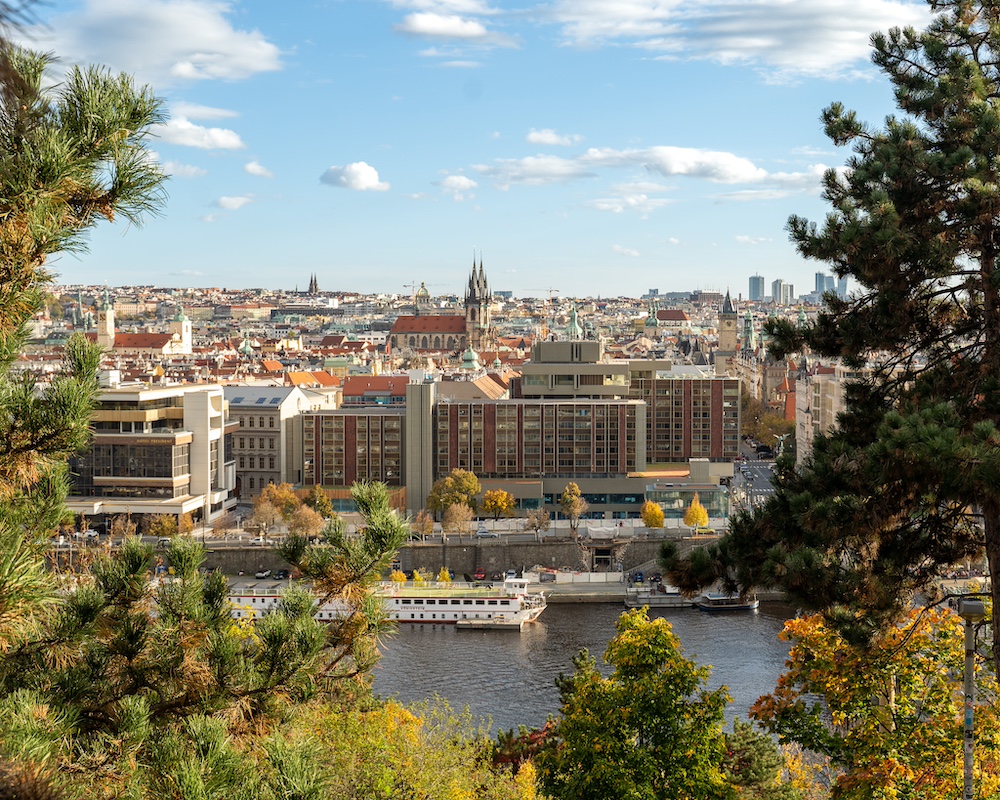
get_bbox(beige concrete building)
[67,381,239,526]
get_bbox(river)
[372,601,794,732]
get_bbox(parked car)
[474,568,486,580]
[156,537,172,548]
[475,526,500,538]
[273,569,290,580]
[248,536,274,546]
[255,569,272,579]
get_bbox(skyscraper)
[749,274,765,302]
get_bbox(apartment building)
[225,386,339,499]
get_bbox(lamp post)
[959,596,986,800]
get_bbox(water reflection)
[372,602,793,732]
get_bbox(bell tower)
[464,257,491,350]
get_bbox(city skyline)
[20,0,930,297]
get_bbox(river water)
[372,601,794,732]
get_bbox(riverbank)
[534,582,787,604]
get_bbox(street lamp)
[958,596,986,800]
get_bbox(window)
[269,456,275,470]
[269,417,275,427]
[248,417,254,428]
[268,438,275,449]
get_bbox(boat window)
[475,600,485,605]
[488,600,498,605]
[463,600,472,605]
[401,599,411,605]
[414,599,423,604]
[426,599,435,605]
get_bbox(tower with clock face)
[716,291,737,376]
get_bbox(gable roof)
[389,315,467,334]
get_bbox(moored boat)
[227,576,547,631]
[382,577,546,631]
[624,585,696,609]
[697,592,759,612]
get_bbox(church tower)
[96,288,115,350]
[715,290,738,376]
[169,305,193,354]
[464,257,491,350]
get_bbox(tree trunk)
[982,509,1000,677]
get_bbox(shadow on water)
[372,602,794,732]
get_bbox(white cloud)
[387,1,497,12]
[162,161,207,178]
[437,174,478,201]
[320,162,391,191]
[473,141,823,200]
[153,117,245,150]
[244,160,274,178]
[217,195,253,210]
[583,146,767,183]
[613,244,640,257]
[548,0,931,79]
[440,60,482,68]
[473,154,594,188]
[735,235,771,245]
[171,102,238,121]
[587,193,674,216]
[396,12,489,39]
[526,128,583,146]
[30,0,282,87]
[666,237,680,245]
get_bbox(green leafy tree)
[426,469,481,516]
[679,1,1000,671]
[482,488,515,520]
[752,609,1000,800]
[560,482,588,536]
[640,500,665,528]
[304,484,335,518]
[537,608,733,800]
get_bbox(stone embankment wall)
[199,536,712,578]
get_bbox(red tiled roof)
[389,315,466,334]
[342,375,409,396]
[657,309,690,322]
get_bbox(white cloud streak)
[162,161,207,178]
[526,128,583,146]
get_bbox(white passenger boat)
[624,585,696,609]
[697,592,760,612]
[228,577,547,631]
[382,577,546,631]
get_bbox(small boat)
[697,592,759,612]
[624,585,695,609]
[228,576,546,631]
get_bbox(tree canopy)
[560,482,588,535]
[667,0,1000,671]
[426,469,481,515]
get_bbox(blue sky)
[21,0,931,299]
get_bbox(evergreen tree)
[668,0,1000,669]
